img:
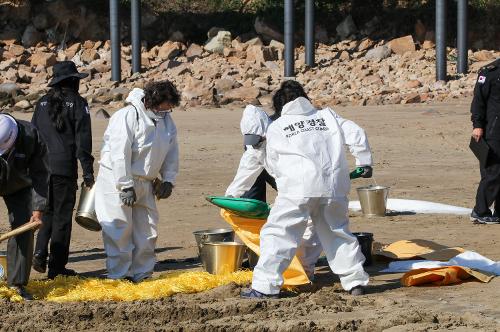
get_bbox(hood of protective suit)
[125,88,147,113]
[240,105,271,136]
[281,97,316,116]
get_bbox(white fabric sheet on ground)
[381,251,500,275]
[349,198,472,215]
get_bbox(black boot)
[47,268,78,279]
[32,252,47,273]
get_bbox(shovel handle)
[0,220,42,243]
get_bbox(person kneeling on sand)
[241,81,372,299]
[95,81,180,283]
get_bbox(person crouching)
[95,81,179,283]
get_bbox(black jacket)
[0,116,49,211]
[471,58,500,140]
[32,88,94,179]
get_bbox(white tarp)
[381,251,500,275]
[349,198,472,215]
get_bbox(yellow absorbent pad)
[401,266,493,287]
[0,270,253,302]
[220,209,310,286]
[376,239,465,261]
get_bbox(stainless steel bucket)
[0,250,7,280]
[75,185,101,232]
[356,185,389,217]
[193,228,234,257]
[246,248,259,269]
[200,242,245,275]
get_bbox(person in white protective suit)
[228,101,373,281]
[225,105,322,279]
[95,81,180,283]
[241,80,373,298]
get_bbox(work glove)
[155,181,173,200]
[350,166,373,179]
[82,174,95,188]
[120,187,137,207]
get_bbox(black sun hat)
[48,61,89,87]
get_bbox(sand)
[1,99,499,331]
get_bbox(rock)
[338,51,351,61]
[269,40,285,60]
[254,17,284,42]
[170,63,191,76]
[336,15,357,40]
[315,25,329,44]
[182,78,208,100]
[246,46,277,63]
[205,31,232,54]
[21,25,43,48]
[414,19,426,44]
[473,50,495,62]
[422,40,435,49]
[364,45,391,61]
[186,43,203,59]
[264,61,280,71]
[8,44,25,57]
[30,52,57,67]
[424,30,435,43]
[214,78,239,94]
[245,37,263,47]
[357,38,375,52]
[404,80,422,89]
[81,49,100,63]
[65,43,81,59]
[207,27,225,39]
[401,92,421,104]
[95,108,111,119]
[33,13,50,30]
[223,86,260,103]
[158,41,184,60]
[14,99,31,110]
[388,35,415,55]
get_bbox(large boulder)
[473,50,495,62]
[30,52,57,67]
[223,86,260,103]
[336,15,357,40]
[158,41,184,60]
[186,43,203,59]
[205,31,232,54]
[254,17,283,42]
[388,35,415,55]
[364,45,391,61]
[81,49,100,64]
[246,46,277,63]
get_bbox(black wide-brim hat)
[48,61,89,87]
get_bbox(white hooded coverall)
[226,104,371,280]
[251,97,372,294]
[95,88,179,282]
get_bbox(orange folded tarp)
[220,209,310,286]
[401,266,493,287]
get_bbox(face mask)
[146,110,167,120]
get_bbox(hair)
[272,80,309,116]
[143,80,181,110]
[46,77,80,132]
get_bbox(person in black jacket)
[31,61,94,278]
[470,58,500,224]
[0,114,49,300]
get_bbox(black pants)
[474,140,500,216]
[35,175,77,271]
[3,187,34,286]
[241,170,276,202]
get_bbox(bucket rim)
[356,185,389,191]
[203,241,245,247]
[352,232,374,238]
[193,228,234,236]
